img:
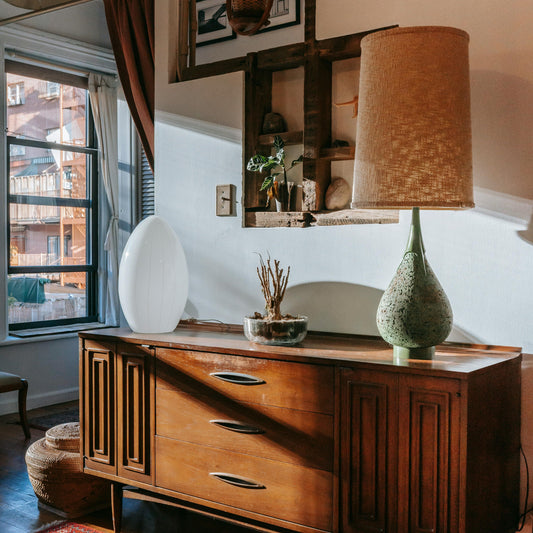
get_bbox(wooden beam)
[317,26,399,62]
[177,0,190,80]
[243,54,273,211]
[304,0,317,46]
[256,43,306,71]
[302,54,332,211]
[180,57,248,81]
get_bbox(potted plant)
[243,255,308,345]
[247,135,303,212]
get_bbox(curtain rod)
[0,0,95,27]
[5,50,117,78]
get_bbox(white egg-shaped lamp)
[118,216,188,333]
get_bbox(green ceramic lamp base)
[393,345,435,360]
[377,208,453,361]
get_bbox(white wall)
[0,336,79,415]
[155,0,533,352]
[155,0,533,515]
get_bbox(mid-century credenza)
[79,326,521,533]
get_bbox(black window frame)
[6,67,99,331]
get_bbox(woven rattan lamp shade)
[352,26,474,209]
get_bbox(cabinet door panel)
[340,369,398,533]
[398,376,461,533]
[117,343,153,484]
[82,340,116,475]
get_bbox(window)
[7,81,24,105]
[44,81,60,98]
[138,145,154,221]
[10,144,25,157]
[6,63,98,330]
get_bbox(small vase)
[274,181,295,212]
[243,316,308,346]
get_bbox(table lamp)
[352,26,474,359]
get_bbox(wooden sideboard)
[79,326,521,533]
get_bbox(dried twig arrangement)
[255,255,290,321]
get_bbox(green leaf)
[291,155,304,167]
[261,158,280,172]
[273,135,285,150]
[247,154,268,172]
[260,175,274,191]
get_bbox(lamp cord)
[517,444,532,530]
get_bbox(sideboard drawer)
[155,436,333,531]
[156,387,333,471]
[156,348,334,414]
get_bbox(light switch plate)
[216,184,236,216]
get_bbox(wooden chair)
[0,372,30,439]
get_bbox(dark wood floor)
[0,402,251,533]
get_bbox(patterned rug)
[28,406,79,431]
[6,404,79,431]
[36,522,102,533]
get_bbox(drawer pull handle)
[210,372,265,385]
[210,419,265,434]
[209,472,266,489]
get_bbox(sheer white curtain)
[89,73,119,326]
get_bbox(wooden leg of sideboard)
[111,482,123,533]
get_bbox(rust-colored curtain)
[103,0,155,170]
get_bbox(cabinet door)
[82,340,116,475]
[397,375,461,533]
[340,368,398,533]
[117,343,153,484]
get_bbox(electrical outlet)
[216,184,236,216]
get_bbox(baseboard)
[0,387,79,416]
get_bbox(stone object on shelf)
[262,112,287,134]
[332,139,350,147]
[325,177,351,210]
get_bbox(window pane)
[6,73,86,144]
[9,145,88,200]
[8,273,87,324]
[10,206,88,267]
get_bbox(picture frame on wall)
[196,0,236,47]
[259,0,300,34]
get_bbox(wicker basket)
[226,0,273,35]
[25,422,110,518]
[229,0,267,17]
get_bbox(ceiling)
[0,0,111,49]
[3,1,72,8]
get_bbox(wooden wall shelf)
[245,208,398,228]
[245,210,311,228]
[258,131,303,147]
[319,146,355,161]
[177,1,398,228]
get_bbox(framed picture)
[196,0,236,47]
[258,0,300,34]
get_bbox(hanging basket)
[226,0,274,35]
